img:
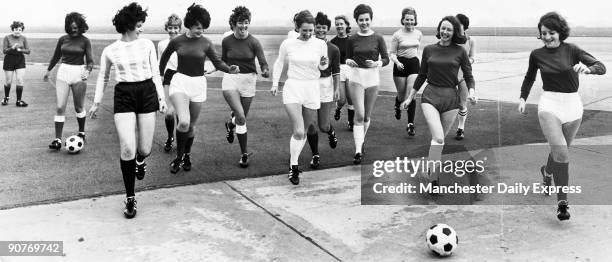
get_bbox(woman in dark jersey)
[159,4,239,174]
[2,21,30,107]
[519,12,606,221]
[330,15,354,130]
[44,12,93,150]
[401,16,476,188]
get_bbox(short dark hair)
[435,16,466,45]
[112,2,147,34]
[164,14,182,31]
[456,13,469,30]
[10,21,24,31]
[315,12,331,29]
[401,7,417,26]
[65,12,88,35]
[229,6,251,28]
[538,12,570,41]
[293,10,315,30]
[184,4,211,29]
[334,15,351,34]
[353,4,373,21]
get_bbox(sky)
[1,0,611,30]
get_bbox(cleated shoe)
[1,97,8,106]
[239,153,249,168]
[182,154,192,171]
[163,137,174,152]
[123,197,137,219]
[540,165,552,196]
[455,128,465,140]
[135,161,146,180]
[334,107,341,121]
[170,157,184,174]
[310,155,320,169]
[557,200,570,221]
[328,130,338,149]
[225,121,235,143]
[288,165,301,185]
[406,124,415,136]
[16,100,28,107]
[353,153,362,165]
[49,138,62,150]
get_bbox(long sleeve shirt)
[413,43,474,91]
[346,32,389,68]
[272,37,328,86]
[159,34,230,77]
[221,34,268,74]
[47,35,94,71]
[157,38,178,72]
[520,42,606,100]
[330,36,349,64]
[94,38,162,103]
[3,35,30,55]
[321,42,340,78]
[389,28,422,59]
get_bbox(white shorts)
[538,91,583,124]
[222,73,257,97]
[350,67,380,88]
[319,76,334,103]
[57,64,86,85]
[339,64,351,82]
[169,72,207,103]
[282,79,320,110]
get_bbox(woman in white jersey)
[271,10,328,185]
[158,14,181,152]
[89,2,167,219]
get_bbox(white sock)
[428,140,444,179]
[458,109,468,129]
[348,105,354,110]
[353,125,364,153]
[290,136,306,166]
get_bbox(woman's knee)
[292,129,305,140]
[235,115,246,126]
[551,148,570,163]
[56,107,66,115]
[177,119,190,132]
[120,146,136,160]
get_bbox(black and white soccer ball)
[65,135,84,154]
[426,223,458,257]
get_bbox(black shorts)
[113,79,159,114]
[162,69,177,86]
[392,57,419,77]
[420,85,460,113]
[3,54,26,71]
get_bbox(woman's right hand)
[43,71,50,81]
[89,103,100,119]
[270,85,278,96]
[345,59,358,68]
[518,98,527,115]
[401,96,414,109]
[395,62,405,70]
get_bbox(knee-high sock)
[76,111,87,133]
[184,136,195,154]
[394,96,401,108]
[407,99,416,124]
[457,109,468,129]
[165,117,175,139]
[364,120,371,136]
[307,132,319,156]
[545,153,554,175]
[120,158,136,197]
[16,85,23,101]
[347,106,355,125]
[175,130,189,159]
[54,115,65,139]
[551,161,569,201]
[236,124,248,154]
[290,136,306,166]
[428,140,444,180]
[3,84,10,98]
[353,125,364,153]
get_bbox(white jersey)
[157,38,178,71]
[287,30,299,39]
[273,37,328,85]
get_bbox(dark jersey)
[48,35,94,71]
[330,36,349,64]
[221,34,268,74]
[413,43,474,91]
[346,33,389,68]
[159,34,230,76]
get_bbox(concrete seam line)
[223,181,343,262]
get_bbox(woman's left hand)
[468,88,478,105]
[320,56,329,67]
[229,65,240,74]
[81,70,90,81]
[158,100,167,114]
[573,64,591,74]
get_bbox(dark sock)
[120,159,136,197]
[407,99,416,124]
[394,96,400,108]
[307,132,319,155]
[175,130,189,159]
[3,84,9,98]
[165,117,174,139]
[77,117,86,133]
[184,136,195,154]
[551,161,569,201]
[54,121,64,139]
[327,125,335,135]
[136,152,148,163]
[16,85,23,101]
[348,108,355,125]
[237,133,247,154]
[545,153,554,174]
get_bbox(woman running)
[390,7,422,136]
[330,15,354,130]
[454,13,476,140]
[270,10,328,185]
[307,11,340,169]
[157,14,182,152]
[2,21,30,107]
[401,16,476,187]
[159,4,239,174]
[221,6,270,167]
[518,12,606,220]
[89,2,167,219]
[345,4,389,164]
[44,12,93,150]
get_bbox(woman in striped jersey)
[331,15,354,130]
[89,2,167,219]
[44,12,93,150]
[271,10,328,185]
[157,14,182,152]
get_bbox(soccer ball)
[65,135,84,154]
[426,223,458,257]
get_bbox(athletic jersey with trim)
[273,37,328,84]
[47,35,94,71]
[413,43,474,91]
[3,35,29,55]
[330,36,349,64]
[346,32,389,68]
[159,34,230,77]
[520,42,606,100]
[157,39,178,71]
[320,41,340,78]
[389,28,422,59]
[222,34,268,74]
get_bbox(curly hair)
[184,4,211,29]
[293,10,315,30]
[65,12,88,35]
[112,2,148,34]
[334,15,351,34]
[401,7,417,26]
[353,4,373,21]
[315,12,331,29]
[229,6,251,27]
[537,12,570,41]
[164,13,182,31]
[435,16,466,45]
[456,13,469,30]
[10,21,24,31]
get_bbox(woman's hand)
[158,100,167,114]
[89,103,100,119]
[270,85,278,96]
[43,71,50,81]
[229,65,240,74]
[401,95,414,109]
[468,88,478,105]
[518,98,527,115]
[81,70,90,81]
[573,64,591,74]
[395,61,405,70]
[320,56,329,67]
[365,59,380,68]
[345,59,358,68]
[261,68,270,78]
